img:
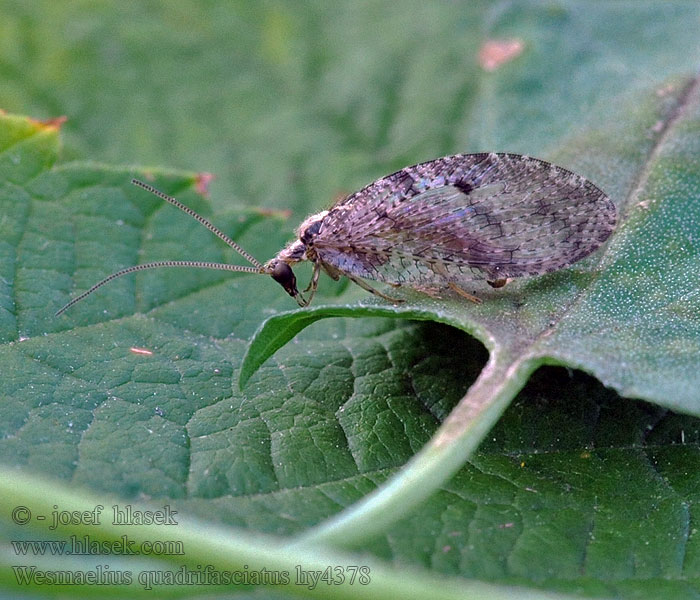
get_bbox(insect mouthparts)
[269,261,303,303]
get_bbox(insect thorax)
[298,211,328,244]
[262,210,328,272]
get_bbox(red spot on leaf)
[130,347,154,356]
[195,172,215,196]
[478,39,524,72]
[31,115,68,130]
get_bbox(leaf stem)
[292,351,536,548]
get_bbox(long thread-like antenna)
[55,261,260,316]
[55,180,265,316]
[131,179,263,269]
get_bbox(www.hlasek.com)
[12,565,372,590]
[12,535,184,557]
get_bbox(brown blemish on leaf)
[478,39,524,72]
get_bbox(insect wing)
[314,153,616,285]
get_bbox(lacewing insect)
[56,152,616,316]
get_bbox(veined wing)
[314,153,615,285]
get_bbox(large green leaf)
[2,2,700,599]
[238,75,700,553]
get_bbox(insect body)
[56,153,616,315]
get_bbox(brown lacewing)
[56,153,616,316]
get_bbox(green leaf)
[243,76,700,411]
[2,3,700,599]
[238,74,700,554]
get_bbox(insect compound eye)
[270,261,299,298]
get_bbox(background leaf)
[1,2,700,599]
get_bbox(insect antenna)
[55,180,264,316]
[131,179,263,269]
[55,260,260,316]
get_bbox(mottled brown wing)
[313,153,616,286]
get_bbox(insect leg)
[447,282,483,304]
[428,260,482,304]
[344,273,404,304]
[303,261,321,293]
[303,262,322,305]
